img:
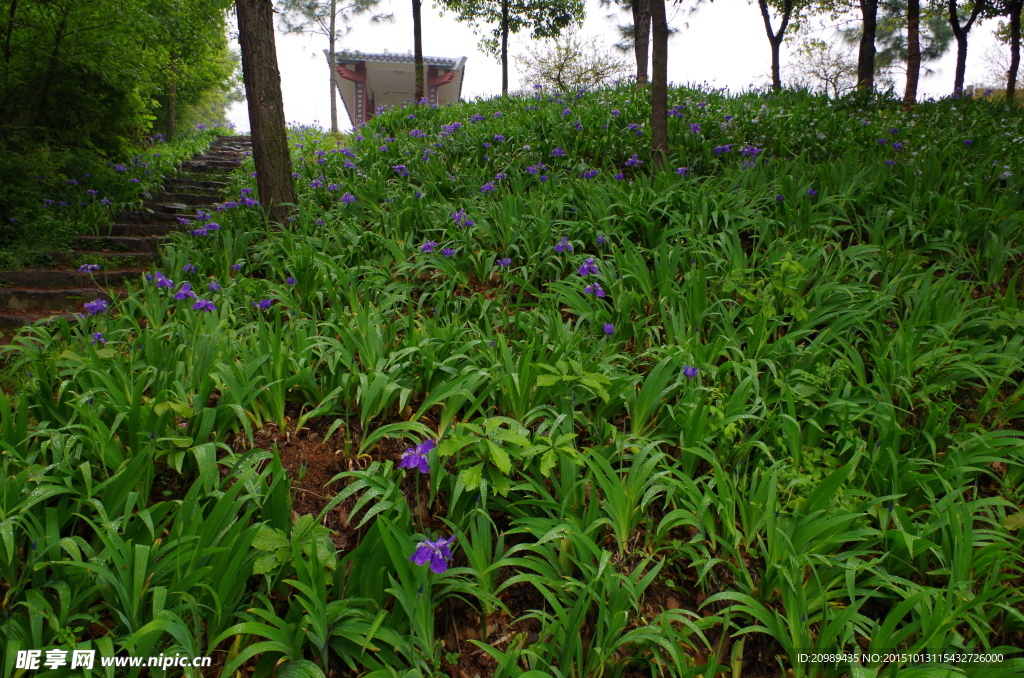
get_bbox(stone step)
[0,268,145,289]
[0,287,124,312]
[117,209,198,224]
[152,192,218,206]
[72,235,165,253]
[46,251,160,267]
[98,223,182,237]
[183,160,241,171]
[142,201,194,214]
[165,178,227,191]
[215,135,251,143]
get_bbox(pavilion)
[326,49,468,127]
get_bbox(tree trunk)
[904,0,920,109]
[1008,0,1021,102]
[2,0,18,69]
[329,0,338,132]
[857,0,878,93]
[412,0,424,101]
[953,34,968,94]
[168,54,178,139]
[947,0,985,96]
[501,0,508,95]
[650,0,667,166]
[758,0,793,92]
[168,79,177,139]
[236,0,297,226]
[633,0,651,87]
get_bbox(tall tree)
[984,0,1023,99]
[948,0,988,94]
[1008,0,1023,99]
[905,0,921,107]
[602,0,679,87]
[650,0,667,165]
[235,0,297,224]
[632,0,652,86]
[839,0,955,92]
[437,0,583,95]
[857,0,880,92]
[412,0,424,101]
[758,0,796,91]
[277,0,391,133]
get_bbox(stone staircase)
[0,136,251,330]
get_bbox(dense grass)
[2,84,1023,678]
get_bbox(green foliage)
[3,84,1024,677]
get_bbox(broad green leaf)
[489,444,512,475]
[252,527,289,552]
[460,463,484,490]
[1003,512,1024,531]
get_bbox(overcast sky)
[226,0,1008,132]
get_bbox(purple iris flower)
[807,188,817,196]
[192,299,216,312]
[91,332,106,346]
[83,299,108,315]
[441,248,455,258]
[253,299,273,310]
[451,209,474,227]
[554,236,572,253]
[481,181,496,193]
[182,263,196,274]
[625,154,643,167]
[676,167,689,176]
[578,258,599,275]
[207,281,221,291]
[584,283,606,297]
[78,264,102,273]
[597,235,606,245]
[690,123,701,133]
[341,192,356,204]
[410,534,455,573]
[582,169,599,179]
[613,173,624,181]
[399,439,435,474]
[496,257,511,267]
[551,147,565,157]
[174,282,197,300]
[713,144,732,155]
[683,365,699,379]
[603,323,615,335]
[286,276,296,285]
[421,241,438,253]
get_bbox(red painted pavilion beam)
[429,70,455,87]
[335,64,365,82]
